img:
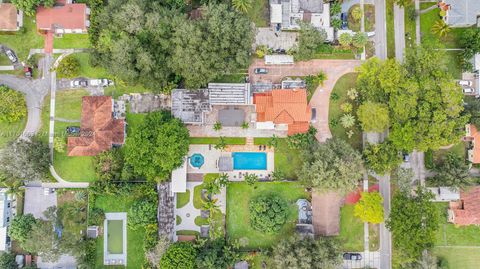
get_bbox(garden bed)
[226,181,309,249]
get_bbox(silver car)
[5,50,17,63]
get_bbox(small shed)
[264,55,294,65]
[87,226,99,239]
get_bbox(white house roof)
[445,0,480,26]
[270,4,282,24]
[171,159,187,193]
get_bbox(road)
[374,0,388,59]
[400,150,426,186]
[343,251,380,268]
[393,4,406,61]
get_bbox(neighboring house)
[311,191,341,236]
[448,186,480,225]
[427,187,460,202]
[270,0,334,41]
[253,89,311,135]
[172,83,252,125]
[0,189,16,252]
[0,3,23,31]
[67,96,125,156]
[36,3,90,34]
[464,124,480,163]
[443,0,480,27]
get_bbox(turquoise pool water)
[190,153,205,168]
[232,152,267,170]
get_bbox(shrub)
[0,85,27,123]
[249,194,288,234]
[128,200,157,229]
[160,242,197,269]
[330,92,340,101]
[338,33,353,48]
[143,223,158,251]
[94,148,124,181]
[286,126,317,150]
[53,136,65,153]
[89,207,105,226]
[8,214,36,243]
[425,150,434,169]
[340,113,355,128]
[57,55,80,78]
[347,88,358,100]
[351,6,362,21]
[0,253,17,269]
[340,103,353,113]
[74,191,87,202]
[213,121,222,131]
[244,173,258,186]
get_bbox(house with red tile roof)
[464,124,480,163]
[36,3,89,34]
[253,89,312,135]
[0,3,23,31]
[67,96,125,156]
[448,186,480,226]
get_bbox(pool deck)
[104,212,127,266]
[187,145,274,181]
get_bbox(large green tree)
[363,141,402,175]
[0,253,17,269]
[386,187,438,264]
[8,214,36,243]
[0,138,50,181]
[195,239,241,269]
[271,236,342,269]
[160,242,197,269]
[0,85,26,123]
[170,4,254,88]
[357,101,390,132]
[460,28,480,70]
[356,46,467,152]
[124,111,189,182]
[249,194,288,234]
[431,152,473,190]
[298,138,363,193]
[463,96,480,127]
[296,22,327,61]
[22,220,62,262]
[11,0,54,16]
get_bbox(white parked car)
[458,80,473,87]
[89,79,114,87]
[70,80,88,88]
[463,87,475,94]
[5,49,17,63]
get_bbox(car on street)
[463,87,475,94]
[458,80,473,87]
[89,79,114,87]
[70,80,88,88]
[343,253,362,260]
[254,68,268,74]
[5,49,17,63]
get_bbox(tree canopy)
[195,239,241,269]
[160,242,197,269]
[357,101,389,132]
[249,194,288,233]
[0,85,26,123]
[8,214,36,243]
[363,141,402,175]
[0,253,17,269]
[124,111,189,182]
[356,46,467,152]
[299,138,363,193]
[271,236,342,269]
[386,187,438,264]
[296,22,327,61]
[460,28,480,70]
[11,0,54,16]
[431,152,473,190]
[95,1,254,89]
[354,191,384,224]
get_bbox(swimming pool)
[232,152,267,170]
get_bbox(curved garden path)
[248,58,362,142]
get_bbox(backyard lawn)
[328,72,362,150]
[338,205,364,252]
[0,17,44,61]
[226,181,309,249]
[246,0,269,27]
[94,193,147,269]
[189,137,246,145]
[176,190,190,209]
[254,137,303,180]
[53,34,91,49]
[404,3,416,48]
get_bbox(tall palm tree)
[431,19,451,38]
[232,0,253,13]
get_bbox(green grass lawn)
[253,137,303,180]
[347,4,375,32]
[57,53,111,79]
[435,203,480,246]
[55,89,88,120]
[189,137,246,145]
[104,83,152,98]
[386,0,395,58]
[107,220,124,254]
[176,190,190,209]
[404,3,416,48]
[226,181,309,249]
[434,247,480,269]
[338,205,364,251]
[246,0,269,27]
[444,50,463,79]
[328,73,362,150]
[432,142,466,165]
[0,118,26,149]
[94,193,147,268]
[0,17,44,61]
[53,34,91,49]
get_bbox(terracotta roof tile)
[467,124,480,163]
[450,186,480,226]
[253,89,311,135]
[36,4,87,31]
[0,4,18,31]
[67,96,125,156]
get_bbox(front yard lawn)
[189,137,246,145]
[0,117,26,149]
[432,142,466,166]
[0,17,44,61]
[435,202,480,246]
[254,137,303,180]
[434,247,480,269]
[226,181,309,249]
[246,0,269,27]
[348,4,375,32]
[444,50,463,79]
[329,72,362,151]
[53,34,91,49]
[58,53,111,79]
[338,205,364,251]
[404,3,416,48]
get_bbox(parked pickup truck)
[89,79,114,87]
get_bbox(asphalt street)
[394,4,406,61]
[374,0,388,59]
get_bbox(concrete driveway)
[343,251,380,269]
[24,187,57,220]
[248,58,362,141]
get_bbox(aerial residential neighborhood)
[0,0,480,268]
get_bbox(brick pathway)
[249,58,362,141]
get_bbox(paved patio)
[174,182,202,235]
[255,27,299,50]
[24,187,57,220]
[248,58,362,142]
[187,125,287,138]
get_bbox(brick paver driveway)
[249,58,362,142]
